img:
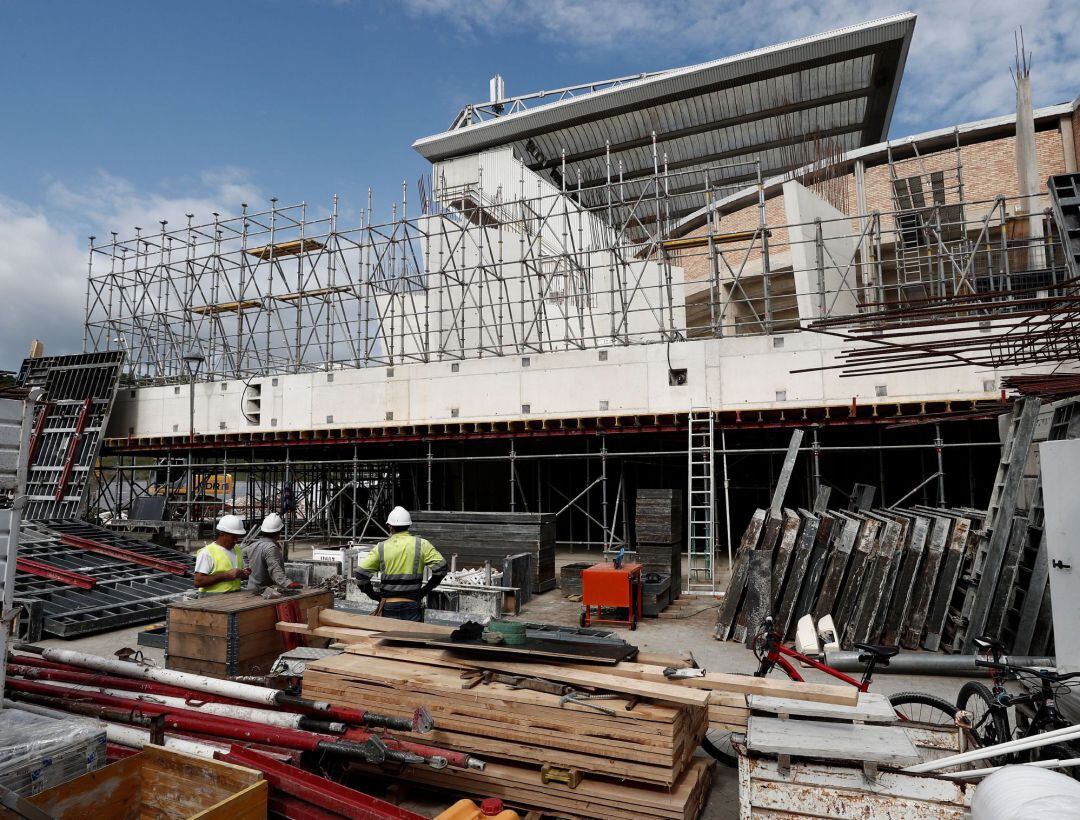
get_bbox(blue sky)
[0,0,1078,368]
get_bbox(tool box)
[580,561,643,630]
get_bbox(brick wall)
[677,121,1071,285]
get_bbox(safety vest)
[376,534,425,598]
[199,542,243,595]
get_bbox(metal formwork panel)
[16,352,125,520]
[0,392,36,695]
[11,520,193,638]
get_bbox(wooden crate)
[20,745,265,820]
[167,588,331,678]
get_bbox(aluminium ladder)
[686,409,716,594]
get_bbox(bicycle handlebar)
[976,658,1080,683]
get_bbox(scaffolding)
[81,134,1078,591]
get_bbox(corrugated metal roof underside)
[414,14,916,235]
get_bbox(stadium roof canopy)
[413,14,917,235]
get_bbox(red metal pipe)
[55,397,93,502]
[6,680,403,765]
[15,558,97,589]
[342,728,475,771]
[9,653,426,738]
[6,662,249,707]
[59,534,189,576]
[219,745,421,820]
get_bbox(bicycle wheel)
[957,681,1011,763]
[701,728,738,767]
[890,692,958,726]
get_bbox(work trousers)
[380,600,423,622]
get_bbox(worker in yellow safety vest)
[354,506,448,621]
[194,514,250,595]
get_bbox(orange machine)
[580,561,643,630]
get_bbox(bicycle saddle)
[854,643,900,661]
[973,636,1007,654]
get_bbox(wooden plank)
[901,514,949,648]
[812,513,857,621]
[307,651,682,723]
[786,512,831,639]
[714,508,766,640]
[769,509,802,613]
[774,510,819,633]
[319,607,455,635]
[346,646,711,707]
[743,756,971,812]
[848,516,900,645]
[747,715,921,766]
[923,517,971,651]
[733,512,784,643]
[544,658,858,706]
[748,691,897,723]
[833,517,879,631]
[768,429,804,519]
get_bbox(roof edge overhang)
[412,13,918,163]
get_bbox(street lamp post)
[182,353,205,528]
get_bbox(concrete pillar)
[1015,71,1045,269]
[1061,115,1078,174]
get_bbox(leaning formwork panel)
[16,352,125,521]
[0,390,38,693]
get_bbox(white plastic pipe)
[904,723,1080,773]
[56,684,344,732]
[947,758,1080,780]
[5,699,227,759]
[20,646,328,710]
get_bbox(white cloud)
[0,196,88,369]
[0,170,263,370]
[400,0,1080,133]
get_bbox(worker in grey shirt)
[246,513,301,594]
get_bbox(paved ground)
[28,547,976,819]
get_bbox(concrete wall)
[783,180,860,322]
[110,327,1018,440]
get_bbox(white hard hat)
[386,506,412,527]
[261,513,284,534]
[216,514,246,535]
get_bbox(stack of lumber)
[284,607,859,820]
[166,588,331,677]
[635,489,683,601]
[411,511,556,594]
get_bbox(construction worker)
[355,506,448,621]
[193,514,250,595]
[246,513,302,595]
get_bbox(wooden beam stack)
[287,608,859,819]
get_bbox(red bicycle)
[704,616,957,765]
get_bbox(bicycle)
[958,636,1080,766]
[703,616,958,765]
